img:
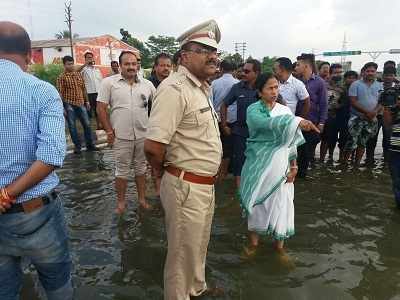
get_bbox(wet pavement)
[21,146,400,300]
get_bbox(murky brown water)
[21,144,400,300]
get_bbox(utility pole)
[235,42,247,63]
[64,1,74,59]
[341,33,347,65]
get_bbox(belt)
[4,191,57,214]
[165,166,216,185]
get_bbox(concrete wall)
[42,47,72,64]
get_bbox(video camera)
[380,86,400,108]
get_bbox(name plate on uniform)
[200,107,211,113]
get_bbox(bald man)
[0,22,73,300]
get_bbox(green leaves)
[120,28,178,69]
[30,64,64,87]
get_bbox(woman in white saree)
[239,73,319,257]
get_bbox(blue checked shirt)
[0,59,66,203]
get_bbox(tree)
[120,28,152,68]
[30,64,64,87]
[55,30,79,39]
[220,52,243,68]
[261,56,277,73]
[145,35,180,60]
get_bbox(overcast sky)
[1,0,399,70]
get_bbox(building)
[31,34,139,76]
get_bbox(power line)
[234,42,247,63]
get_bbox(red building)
[31,35,139,76]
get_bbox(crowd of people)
[1,19,400,300]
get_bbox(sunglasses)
[243,69,253,74]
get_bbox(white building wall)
[100,47,122,65]
[42,47,72,64]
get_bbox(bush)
[29,64,64,87]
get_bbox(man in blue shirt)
[211,60,239,179]
[0,22,72,300]
[343,62,383,166]
[295,53,328,177]
[220,59,260,189]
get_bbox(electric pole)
[64,1,74,59]
[235,42,247,63]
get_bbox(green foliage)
[30,64,64,86]
[146,35,180,60]
[55,30,79,39]
[220,52,243,68]
[261,56,277,73]
[120,28,179,69]
[120,28,152,68]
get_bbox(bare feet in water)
[240,244,258,260]
[139,200,152,211]
[115,201,126,214]
[276,248,295,269]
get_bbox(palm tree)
[55,30,79,39]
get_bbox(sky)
[1,0,399,71]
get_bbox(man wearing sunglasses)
[220,59,261,189]
[144,20,223,299]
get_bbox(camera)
[379,86,400,107]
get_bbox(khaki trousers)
[160,171,215,300]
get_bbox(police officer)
[144,20,222,300]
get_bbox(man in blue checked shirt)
[0,22,72,300]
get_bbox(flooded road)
[22,147,400,300]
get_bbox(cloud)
[1,0,399,70]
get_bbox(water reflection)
[22,149,400,300]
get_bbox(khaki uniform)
[147,65,222,299]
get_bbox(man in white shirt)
[211,60,239,179]
[97,51,156,213]
[274,57,310,117]
[79,51,103,129]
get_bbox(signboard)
[323,50,362,57]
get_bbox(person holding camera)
[376,65,400,162]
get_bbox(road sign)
[389,49,400,54]
[323,50,362,57]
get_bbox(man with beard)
[343,62,383,166]
[144,20,223,299]
[97,51,156,213]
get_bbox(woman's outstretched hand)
[299,120,320,133]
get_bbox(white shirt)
[278,74,309,114]
[211,73,239,123]
[81,65,103,94]
[97,74,156,140]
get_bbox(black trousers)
[297,131,321,177]
[87,93,98,119]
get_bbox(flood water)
[21,145,400,300]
